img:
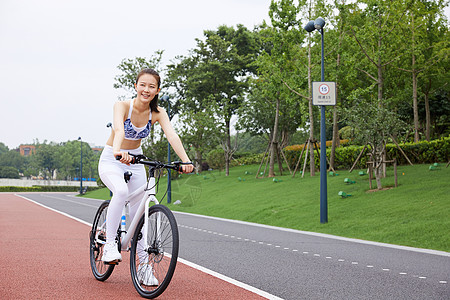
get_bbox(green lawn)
[84,163,450,252]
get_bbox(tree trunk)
[307,40,315,176]
[374,142,384,190]
[194,149,202,173]
[269,95,280,177]
[224,118,231,176]
[330,52,341,171]
[377,55,383,107]
[424,78,432,141]
[412,69,420,143]
[330,105,339,171]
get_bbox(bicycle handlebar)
[115,153,192,172]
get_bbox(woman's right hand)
[114,151,132,165]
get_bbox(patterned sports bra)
[123,100,152,141]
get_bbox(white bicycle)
[89,153,191,298]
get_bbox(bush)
[206,148,225,170]
[0,166,20,178]
[232,153,264,166]
[283,137,449,170]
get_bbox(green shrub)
[283,137,449,170]
[232,153,264,166]
[206,148,225,170]
[0,166,20,178]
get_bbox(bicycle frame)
[119,176,159,252]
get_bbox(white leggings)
[98,145,147,244]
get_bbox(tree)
[348,0,410,107]
[0,166,20,179]
[34,142,59,179]
[168,25,259,175]
[166,55,220,172]
[397,0,449,142]
[343,99,406,190]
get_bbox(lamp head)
[314,17,325,30]
[304,21,315,32]
[161,95,169,101]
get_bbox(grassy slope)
[84,163,450,252]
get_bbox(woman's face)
[135,73,160,103]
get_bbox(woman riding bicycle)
[98,68,194,264]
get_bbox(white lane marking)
[177,257,284,300]
[43,194,100,208]
[15,194,282,300]
[174,211,450,257]
[179,224,449,285]
[16,194,92,226]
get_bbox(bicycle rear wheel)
[130,204,179,299]
[89,200,115,281]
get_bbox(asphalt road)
[17,192,450,300]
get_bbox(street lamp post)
[304,17,328,223]
[78,137,83,194]
[161,95,172,204]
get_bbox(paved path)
[0,193,272,299]
[3,192,449,299]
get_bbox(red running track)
[0,194,269,300]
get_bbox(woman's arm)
[155,107,194,173]
[112,101,133,164]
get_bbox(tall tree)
[166,54,220,172]
[170,25,259,175]
[348,0,410,107]
[344,99,406,189]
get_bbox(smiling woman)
[97,68,194,264]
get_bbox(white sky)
[0,0,271,149]
[1,1,448,150]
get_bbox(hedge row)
[284,137,450,170]
[0,186,101,193]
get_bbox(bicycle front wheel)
[89,200,115,281]
[130,204,179,299]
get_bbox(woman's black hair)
[136,68,160,113]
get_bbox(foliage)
[284,137,450,170]
[0,140,100,180]
[167,25,260,174]
[206,148,225,170]
[0,166,20,178]
[232,153,264,166]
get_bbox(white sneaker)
[138,264,159,286]
[101,242,122,263]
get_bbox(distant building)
[19,145,36,156]
[92,147,103,153]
